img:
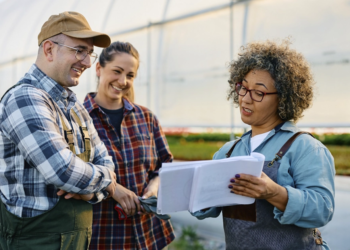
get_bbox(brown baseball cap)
[38,11,111,47]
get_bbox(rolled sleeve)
[274,185,307,224]
[87,191,109,204]
[88,163,113,193]
[274,146,335,228]
[151,115,173,176]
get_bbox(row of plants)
[165,134,350,176]
[313,134,350,146]
[166,133,350,146]
[166,133,233,143]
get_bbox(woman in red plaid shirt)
[83,41,174,250]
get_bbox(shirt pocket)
[135,132,157,169]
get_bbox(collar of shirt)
[22,64,77,108]
[83,92,135,115]
[239,121,298,154]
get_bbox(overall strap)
[268,131,314,167]
[71,109,91,158]
[225,139,241,158]
[58,109,91,162]
[58,112,76,154]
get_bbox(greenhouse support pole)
[12,59,17,87]
[230,0,235,141]
[155,0,171,118]
[147,22,152,109]
[242,0,249,46]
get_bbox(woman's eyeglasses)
[234,82,278,102]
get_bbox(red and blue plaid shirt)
[84,93,175,250]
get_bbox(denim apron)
[0,84,93,249]
[223,132,322,250]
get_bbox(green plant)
[167,133,350,146]
[311,134,350,146]
[168,140,350,176]
[166,133,238,143]
[169,226,205,250]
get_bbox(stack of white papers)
[157,153,265,214]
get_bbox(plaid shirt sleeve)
[0,86,113,195]
[150,114,173,178]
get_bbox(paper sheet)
[157,153,265,214]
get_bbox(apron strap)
[276,131,314,158]
[268,131,314,167]
[225,139,241,158]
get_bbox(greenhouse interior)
[1,0,349,133]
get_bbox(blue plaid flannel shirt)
[0,64,114,217]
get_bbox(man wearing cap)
[0,11,117,249]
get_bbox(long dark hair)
[98,41,140,102]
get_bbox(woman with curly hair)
[193,40,334,250]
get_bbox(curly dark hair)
[228,39,314,122]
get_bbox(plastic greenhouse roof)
[0,0,229,65]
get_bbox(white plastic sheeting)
[0,0,349,128]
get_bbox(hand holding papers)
[157,153,265,214]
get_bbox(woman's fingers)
[123,196,134,216]
[122,194,140,216]
[134,196,141,212]
[229,184,259,198]
[129,199,136,216]
[228,172,278,199]
[120,201,128,215]
[230,173,261,185]
[112,184,140,215]
[228,173,264,198]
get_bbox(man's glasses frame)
[51,41,98,64]
[234,82,278,102]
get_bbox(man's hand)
[57,190,94,201]
[112,184,141,216]
[56,170,117,202]
[105,169,117,198]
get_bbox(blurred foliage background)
[166,133,350,175]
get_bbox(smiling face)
[239,69,282,135]
[51,36,94,89]
[94,52,138,109]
